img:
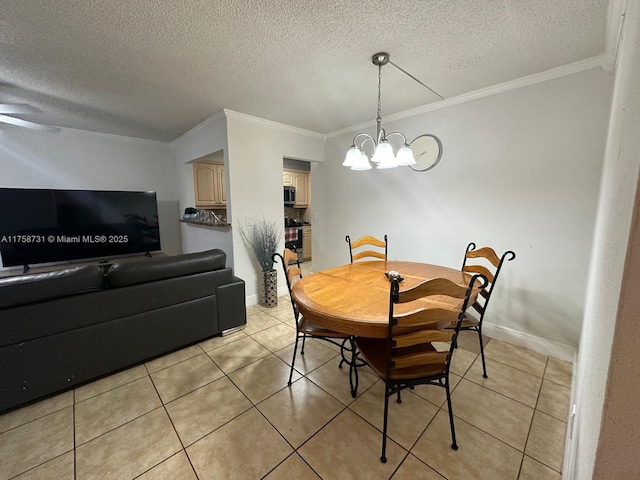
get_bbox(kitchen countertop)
[180,219,231,228]
[285,222,311,227]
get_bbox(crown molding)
[170,110,226,146]
[326,55,605,139]
[223,109,325,140]
[602,0,628,71]
[172,108,325,145]
[24,124,171,145]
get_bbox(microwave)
[284,186,296,205]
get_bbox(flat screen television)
[0,188,161,268]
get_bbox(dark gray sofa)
[0,249,245,412]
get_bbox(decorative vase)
[261,269,278,308]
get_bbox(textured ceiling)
[0,0,609,141]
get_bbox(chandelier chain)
[377,64,382,120]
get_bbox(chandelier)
[342,52,443,171]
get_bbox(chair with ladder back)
[272,248,360,394]
[356,271,487,462]
[454,242,516,378]
[345,234,387,263]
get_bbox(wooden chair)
[457,242,516,378]
[356,272,487,462]
[272,248,356,389]
[345,234,387,263]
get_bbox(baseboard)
[244,296,577,362]
[482,322,576,362]
[246,286,289,307]
[562,355,580,479]
[246,293,258,307]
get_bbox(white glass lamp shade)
[351,151,372,170]
[372,141,392,164]
[396,145,416,166]
[343,146,361,167]
[375,142,398,169]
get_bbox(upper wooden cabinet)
[283,169,309,207]
[283,171,294,187]
[194,162,226,207]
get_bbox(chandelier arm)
[352,132,376,148]
[384,132,408,145]
[358,135,377,158]
[359,135,375,149]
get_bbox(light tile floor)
[0,289,572,480]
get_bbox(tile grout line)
[140,362,201,480]
[177,342,342,479]
[72,359,186,477]
[517,356,549,479]
[523,356,565,474]
[449,383,542,456]
[253,390,346,480]
[1,400,77,478]
[456,375,539,412]
[3,308,572,480]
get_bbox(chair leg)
[288,334,301,386]
[444,379,458,450]
[381,383,390,463]
[301,334,307,355]
[477,326,487,378]
[396,389,402,404]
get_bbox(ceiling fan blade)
[0,114,60,132]
[0,103,42,114]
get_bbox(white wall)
[171,113,234,262]
[314,68,613,356]
[225,112,324,304]
[568,1,640,477]
[0,127,181,258]
[171,110,325,296]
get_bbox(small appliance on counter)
[183,207,198,221]
[285,218,304,227]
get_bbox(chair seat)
[460,312,480,328]
[356,337,447,381]
[446,312,480,330]
[299,316,349,339]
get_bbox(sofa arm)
[216,276,246,333]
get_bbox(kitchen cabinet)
[283,169,309,207]
[194,162,226,207]
[283,171,294,187]
[302,225,312,261]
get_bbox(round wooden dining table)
[292,260,479,339]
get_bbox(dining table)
[291,260,481,397]
[291,260,480,339]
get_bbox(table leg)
[348,337,359,398]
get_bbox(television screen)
[0,188,161,267]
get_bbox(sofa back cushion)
[0,265,105,309]
[106,249,226,288]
